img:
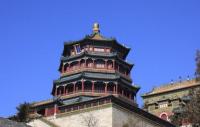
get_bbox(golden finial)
[93,22,100,34]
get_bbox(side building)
[142,78,200,122]
[27,23,175,127]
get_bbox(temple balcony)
[61,58,131,80]
[59,51,133,76]
[53,81,137,104]
[61,67,131,81]
[58,90,137,104]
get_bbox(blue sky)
[0,0,199,117]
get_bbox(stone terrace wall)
[112,104,162,127]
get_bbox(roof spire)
[93,22,100,34]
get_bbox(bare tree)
[185,88,200,126]
[81,113,99,127]
[196,50,200,81]
[171,88,200,126]
[170,50,200,126]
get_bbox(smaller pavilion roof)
[142,79,200,97]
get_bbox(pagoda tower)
[28,23,174,127]
[51,23,139,104]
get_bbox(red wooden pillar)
[116,83,118,94]
[79,60,81,68]
[92,81,95,93]
[55,86,58,96]
[62,64,65,73]
[61,87,64,95]
[59,87,61,95]
[65,86,68,95]
[113,60,115,70]
[44,108,48,117]
[129,92,132,99]
[68,63,70,71]
[113,85,115,94]
[105,60,108,69]
[53,104,57,118]
[86,59,88,68]
[84,59,86,67]
[122,89,124,96]
[82,80,84,92]
[64,85,66,95]
[105,82,108,93]
[93,59,95,68]
[73,83,76,93]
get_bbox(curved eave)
[62,36,130,59]
[63,34,115,47]
[58,51,134,71]
[113,39,131,59]
[31,99,54,108]
[141,93,160,99]
[141,93,150,98]
[51,72,133,95]
[54,72,132,84]
[62,37,114,56]
[133,85,140,93]
[116,55,134,69]
[141,83,200,98]
[123,84,140,93]
[61,51,117,61]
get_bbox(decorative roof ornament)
[179,76,182,83]
[170,79,174,85]
[93,22,100,34]
[187,75,190,81]
[89,22,106,40]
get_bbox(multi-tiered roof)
[51,23,139,101]
[30,23,140,117]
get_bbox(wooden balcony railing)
[61,67,131,80]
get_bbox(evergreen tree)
[15,102,31,122]
[9,102,31,122]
